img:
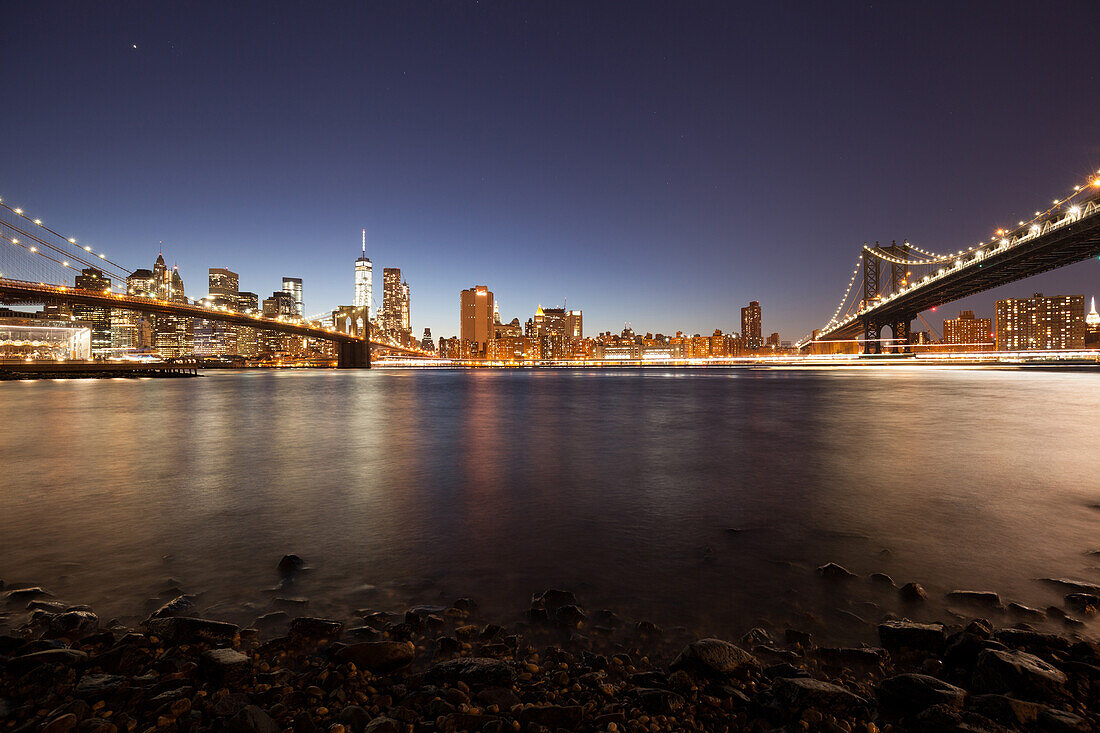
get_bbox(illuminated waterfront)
[2,368,1099,641]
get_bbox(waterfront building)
[741,301,763,350]
[282,277,304,317]
[765,332,780,350]
[420,328,433,352]
[942,310,993,351]
[354,231,373,311]
[495,317,522,339]
[460,285,494,354]
[380,268,410,335]
[488,336,537,361]
[73,267,112,355]
[994,293,1085,350]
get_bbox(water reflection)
[2,368,1098,640]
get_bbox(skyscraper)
[354,230,373,312]
[741,301,762,350]
[401,279,410,332]
[73,267,112,355]
[209,268,240,303]
[995,293,1085,350]
[460,285,494,353]
[282,277,303,317]
[382,268,404,333]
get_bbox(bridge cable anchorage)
[0,200,132,278]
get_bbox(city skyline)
[3,3,1099,341]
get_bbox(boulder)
[200,648,252,686]
[145,595,195,621]
[878,620,945,652]
[817,563,856,580]
[146,616,239,644]
[945,590,1002,609]
[46,610,99,640]
[288,617,343,641]
[899,582,928,602]
[769,677,870,716]
[277,555,306,576]
[670,638,760,677]
[7,648,88,675]
[967,694,1041,727]
[335,641,414,673]
[878,673,966,713]
[869,572,895,587]
[424,657,514,686]
[971,648,1068,700]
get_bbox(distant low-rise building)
[942,310,993,351]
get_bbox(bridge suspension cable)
[0,199,132,279]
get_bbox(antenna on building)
[362,229,366,255]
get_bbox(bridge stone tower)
[861,241,914,354]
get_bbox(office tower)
[209,268,240,303]
[116,268,157,350]
[153,266,192,357]
[282,277,304,317]
[994,293,1085,350]
[942,310,993,349]
[460,285,494,352]
[381,268,405,332]
[153,254,169,299]
[73,268,112,355]
[401,280,410,332]
[566,310,583,339]
[421,328,433,352]
[741,301,762,350]
[354,230,373,311]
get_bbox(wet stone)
[817,562,857,580]
[74,673,127,699]
[946,590,1002,609]
[334,641,414,673]
[899,582,928,602]
[671,637,760,677]
[878,620,945,652]
[200,648,251,686]
[971,648,1068,699]
[424,657,513,686]
[877,673,966,713]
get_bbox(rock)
[74,673,127,698]
[4,586,51,603]
[277,555,306,576]
[770,677,870,715]
[288,617,343,641]
[817,647,886,668]
[764,662,809,679]
[967,694,1041,727]
[362,717,402,733]
[424,657,513,686]
[46,610,99,640]
[817,562,856,580]
[1064,593,1099,615]
[7,648,89,675]
[146,594,195,621]
[1039,578,1100,594]
[1038,708,1090,732]
[551,604,586,626]
[146,616,239,644]
[335,641,414,673]
[740,627,771,646]
[878,673,966,713]
[530,588,577,611]
[946,590,1003,609]
[41,714,79,733]
[227,705,279,733]
[878,620,945,652]
[200,648,252,686]
[477,686,519,710]
[1007,602,1047,621]
[631,687,684,714]
[670,638,760,677]
[337,705,369,733]
[971,648,1068,699]
[899,582,928,602]
[994,628,1071,654]
[273,596,310,610]
[869,572,895,587]
[518,705,584,729]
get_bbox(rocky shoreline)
[1,559,1098,733]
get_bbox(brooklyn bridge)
[0,200,434,368]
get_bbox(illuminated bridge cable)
[0,200,132,277]
[0,219,127,284]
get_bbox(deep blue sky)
[3,1,1099,340]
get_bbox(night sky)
[3,1,1099,340]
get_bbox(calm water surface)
[2,367,1099,640]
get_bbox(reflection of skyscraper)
[741,301,762,350]
[282,277,303,317]
[354,230,373,311]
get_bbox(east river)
[2,367,1099,641]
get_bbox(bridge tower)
[861,242,882,353]
[881,240,913,352]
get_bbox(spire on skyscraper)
[1087,296,1100,327]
